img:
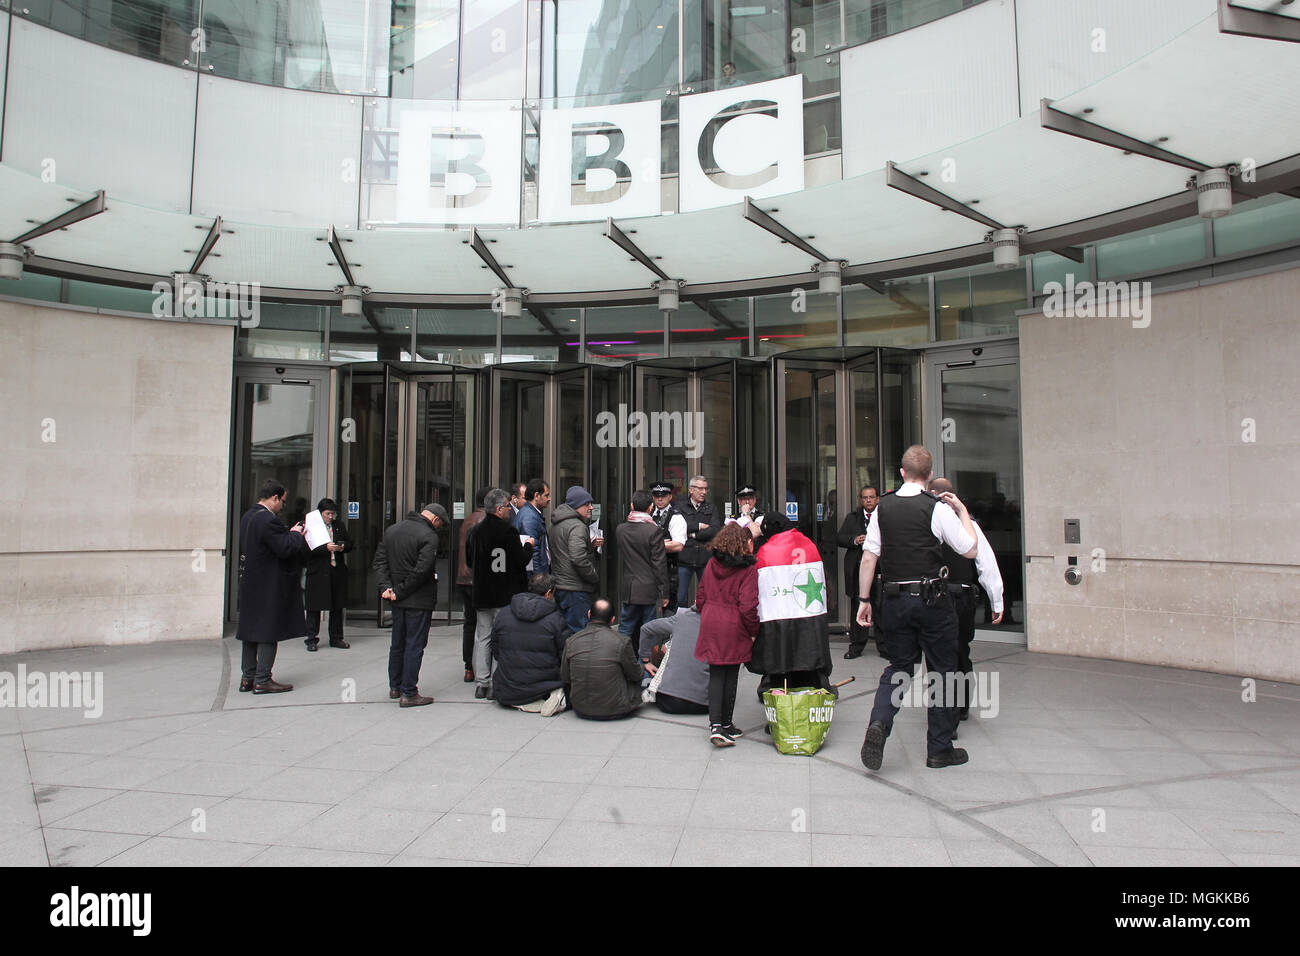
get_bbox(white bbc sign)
[394,76,805,226]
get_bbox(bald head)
[928,477,953,496]
[900,445,934,482]
[589,599,615,626]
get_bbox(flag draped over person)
[748,529,833,679]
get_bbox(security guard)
[650,481,684,614]
[928,477,1004,720]
[856,445,978,770]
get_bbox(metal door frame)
[489,365,592,495]
[227,361,331,623]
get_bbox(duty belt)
[883,567,950,606]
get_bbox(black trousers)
[458,584,475,669]
[388,607,432,698]
[306,600,345,644]
[952,588,978,713]
[656,691,709,715]
[868,593,960,757]
[239,641,278,684]
[708,664,741,726]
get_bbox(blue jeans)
[389,607,432,698]
[618,603,657,652]
[676,565,705,608]
[555,590,593,634]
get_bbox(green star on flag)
[793,569,825,611]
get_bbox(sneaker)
[926,747,969,769]
[709,724,735,747]
[540,689,566,718]
[860,720,889,771]
[722,724,744,739]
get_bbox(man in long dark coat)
[236,479,310,694]
[303,497,353,651]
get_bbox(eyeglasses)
[689,485,707,491]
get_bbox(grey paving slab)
[688,789,813,833]
[102,835,267,867]
[237,766,379,805]
[58,790,225,836]
[809,793,941,838]
[278,803,443,854]
[941,838,1039,866]
[567,785,699,827]
[32,785,121,825]
[1081,845,1233,866]
[492,751,612,785]
[43,828,150,867]
[245,845,392,867]
[531,820,680,867]
[0,828,51,866]
[810,833,952,866]
[401,812,559,864]
[672,827,811,867]
[453,778,587,819]
[1050,806,1217,850]
[140,759,284,798]
[1169,809,1300,856]
[594,753,711,790]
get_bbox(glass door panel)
[931,351,1024,638]
[850,353,879,495]
[699,365,734,504]
[779,364,839,621]
[639,369,691,494]
[879,349,921,493]
[557,373,587,498]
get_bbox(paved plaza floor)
[1,626,1298,867]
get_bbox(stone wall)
[1020,266,1300,684]
[0,300,233,653]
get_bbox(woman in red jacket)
[694,523,760,746]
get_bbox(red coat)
[694,554,760,665]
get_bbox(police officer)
[650,482,684,615]
[732,483,791,551]
[675,475,718,607]
[928,477,1004,720]
[856,445,978,770]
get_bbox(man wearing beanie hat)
[373,502,449,707]
[550,485,605,634]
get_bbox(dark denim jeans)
[555,590,593,634]
[388,607,432,698]
[618,602,657,651]
[676,564,705,608]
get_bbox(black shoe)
[860,720,889,771]
[843,648,863,660]
[926,747,969,769]
[305,639,319,652]
[959,707,970,722]
[722,724,744,740]
[474,685,489,700]
[239,678,254,692]
[329,640,350,649]
[951,728,959,741]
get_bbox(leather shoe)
[304,639,318,652]
[474,685,489,700]
[926,747,969,769]
[389,689,400,700]
[843,648,863,660]
[253,679,293,694]
[400,694,434,708]
[959,707,970,722]
[239,678,254,692]
[329,640,350,649]
[463,669,475,683]
[860,720,890,771]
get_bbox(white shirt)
[863,481,975,561]
[666,513,687,544]
[971,520,1004,613]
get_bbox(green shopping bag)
[763,686,837,756]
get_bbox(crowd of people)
[235,447,1003,766]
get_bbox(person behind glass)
[303,497,353,652]
[615,490,670,651]
[675,475,717,608]
[927,477,1004,720]
[236,479,310,694]
[549,485,604,634]
[694,523,760,747]
[467,488,535,699]
[456,487,489,683]
[857,445,977,770]
[838,485,881,659]
[650,481,685,615]
[719,61,741,87]
[374,502,448,708]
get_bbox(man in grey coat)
[614,489,669,651]
[550,486,605,634]
[374,503,448,707]
[638,605,710,715]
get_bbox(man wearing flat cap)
[373,502,449,707]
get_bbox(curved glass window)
[20,0,199,67]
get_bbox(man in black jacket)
[236,479,310,694]
[675,475,718,607]
[467,488,534,699]
[304,497,353,652]
[838,485,880,659]
[615,490,669,651]
[373,503,448,708]
[490,573,569,714]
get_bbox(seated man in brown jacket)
[561,599,642,721]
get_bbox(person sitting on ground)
[561,599,642,721]
[638,604,710,716]
[490,573,570,716]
